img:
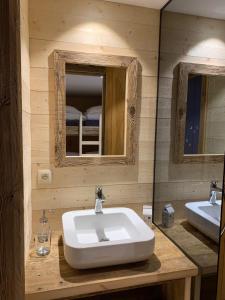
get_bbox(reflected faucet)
[95,186,105,214]
[209,181,222,205]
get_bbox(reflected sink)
[185,200,221,243]
[62,207,155,269]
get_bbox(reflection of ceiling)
[66,74,103,96]
[166,0,225,20]
[105,0,225,19]
[104,0,169,9]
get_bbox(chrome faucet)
[95,186,105,214]
[209,181,222,205]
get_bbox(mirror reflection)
[65,64,126,157]
[184,74,225,155]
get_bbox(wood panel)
[160,53,225,81]
[138,141,155,161]
[29,39,159,77]
[0,0,25,299]
[162,11,225,34]
[22,112,32,259]
[29,1,159,53]
[30,68,54,92]
[21,0,32,261]
[138,160,154,184]
[31,162,138,189]
[31,183,153,210]
[29,0,159,210]
[154,182,219,210]
[31,160,155,210]
[155,160,223,183]
[29,0,160,27]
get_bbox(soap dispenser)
[35,210,51,256]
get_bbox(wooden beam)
[0,0,25,299]
[163,277,191,300]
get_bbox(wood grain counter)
[160,219,218,275]
[25,222,197,300]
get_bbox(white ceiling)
[105,0,169,9]
[166,0,225,20]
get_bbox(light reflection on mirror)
[65,63,126,157]
[184,73,225,155]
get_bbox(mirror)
[175,63,225,163]
[185,74,225,155]
[54,50,139,167]
[65,64,126,157]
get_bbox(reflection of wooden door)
[104,68,126,155]
[217,165,225,300]
[185,75,203,154]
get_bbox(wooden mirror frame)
[175,62,225,163]
[54,50,139,167]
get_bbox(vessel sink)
[62,207,155,269]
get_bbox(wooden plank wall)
[20,0,32,261]
[154,11,225,219]
[0,0,25,298]
[29,0,160,210]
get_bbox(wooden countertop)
[25,206,198,300]
[160,219,218,275]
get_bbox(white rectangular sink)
[62,207,155,269]
[185,200,221,243]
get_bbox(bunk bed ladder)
[79,113,102,156]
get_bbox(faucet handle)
[96,186,102,195]
[96,186,105,200]
[211,180,218,188]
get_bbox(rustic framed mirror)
[54,50,139,166]
[175,62,225,163]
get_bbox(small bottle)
[35,210,51,256]
[162,204,175,228]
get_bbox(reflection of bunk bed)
[66,106,102,156]
[79,113,102,156]
[66,125,99,136]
